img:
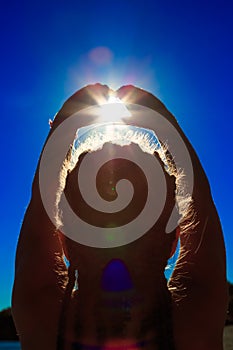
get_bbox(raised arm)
[117,85,228,349]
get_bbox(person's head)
[60,141,179,281]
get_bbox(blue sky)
[1,0,233,310]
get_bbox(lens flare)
[101,259,133,292]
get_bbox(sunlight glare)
[98,96,131,123]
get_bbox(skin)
[12,84,228,350]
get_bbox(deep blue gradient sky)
[1,0,233,310]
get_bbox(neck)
[60,271,174,350]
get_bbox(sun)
[97,95,131,123]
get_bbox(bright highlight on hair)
[70,124,166,172]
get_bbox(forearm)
[12,181,66,349]
[169,186,228,349]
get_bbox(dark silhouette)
[12,84,228,350]
[2,280,233,342]
[226,282,233,325]
[0,308,18,340]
